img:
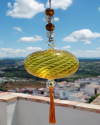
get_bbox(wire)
[49,0,51,8]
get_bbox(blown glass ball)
[46,31,55,38]
[45,8,54,16]
[45,16,54,24]
[24,48,79,80]
[46,23,55,31]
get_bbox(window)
[63,92,65,96]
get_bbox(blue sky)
[0,0,100,58]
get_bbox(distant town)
[0,76,100,105]
[0,59,100,105]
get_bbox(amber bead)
[45,8,54,16]
[46,23,55,31]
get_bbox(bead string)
[45,1,56,48]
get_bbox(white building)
[75,79,91,88]
[0,77,4,83]
[90,77,99,81]
[77,79,91,84]
[90,81,99,85]
[56,81,67,88]
[59,89,68,100]
[85,84,100,96]
[38,88,47,94]
[54,87,60,95]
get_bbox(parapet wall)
[0,92,100,125]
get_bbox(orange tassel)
[49,86,56,124]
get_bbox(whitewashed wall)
[91,81,99,85]
[0,102,7,125]
[59,90,68,99]
[0,99,100,125]
[85,85,94,96]
[9,100,100,125]
[7,100,18,125]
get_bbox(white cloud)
[62,36,77,42]
[1,48,14,51]
[17,35,43,42]
[13,32,18,34]
[61,46,71,50]
[70,50,100,57]
[26,47,42,51]
[46,0,73,10]
[0,47,42,58]
[54,17,59,21]
[1,47,100,58]
[6,0,45,19]
[0,41,3,44]
[8,2,12,8]
[71,29,100,40]
[62,29,100,44]
[99,7,100,11]
[54,47,59,50]
[13,27,22,32]
[84,41,92,44]
[97,47,100,50]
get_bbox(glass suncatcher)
[24,0,79,124]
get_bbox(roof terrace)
[0,92,100,125]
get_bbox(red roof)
[66,83,71,87]
[38,94,42,96]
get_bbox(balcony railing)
[0,92,100,125]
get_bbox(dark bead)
[45,23,55,31]
[45,8,54,16]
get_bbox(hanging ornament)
[24,49,79,80]
[24,0,79,124]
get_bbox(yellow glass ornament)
[24,48,79,80]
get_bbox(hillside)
[0,59,100,83]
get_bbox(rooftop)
[57,81,67,85]
[87,84,100,88]
[69,92,84,98]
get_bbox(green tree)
[88,94,100,103]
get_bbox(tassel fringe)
[49,86,56,124]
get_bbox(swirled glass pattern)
[24,49,79,80]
